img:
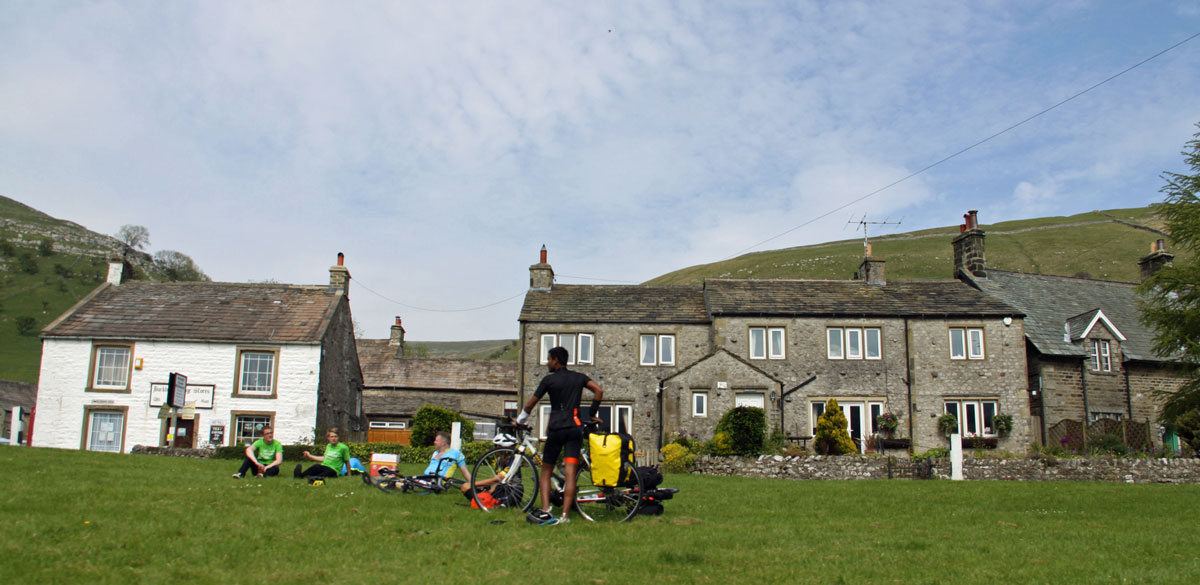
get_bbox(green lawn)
[1,446,1197,584]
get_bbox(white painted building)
[33,257,364,452]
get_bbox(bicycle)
[365,457,464,496]
[469,422,643,522]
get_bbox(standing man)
[515,345,603,525]
[232,426,283,478]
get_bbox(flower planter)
[878,437,911,449]
[961,436,998,449]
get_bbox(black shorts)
[542,427,584,466]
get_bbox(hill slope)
[646,207,1184,285]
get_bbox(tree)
[1138,123,1200,425]
[713,406,767,456]
[37,239,53,256]
[15,316,37,336]
[115,225,150,251]
[17,253,38,274]
[153,250,210,282]
[813,399,857,455]
[409,405,475,447]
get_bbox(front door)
[168,419,196,448]
[840,402,865,453]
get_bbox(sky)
[3,1,1199,341]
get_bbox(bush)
[938,413,959,436]
[765,427,787,454]
[813,399,856,455]
[37,239,53,256]
[1172,409,1200,455]
[0,238,14,256]
[15,316,37,336]
[660,443,697,473]
[409,405,476,447]
[912,447,950,462]
[707,431,736,456]
[18,253,38,274]
[714,406,767,456]
[1087,433,1128,456]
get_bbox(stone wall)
[317,295,366,439]
[692,454,1200,484]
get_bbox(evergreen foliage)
[813,399,856,455]
[409,405,476,447]
[37,239,53,256]
[714,406,767,456]
[1138,122,1200,424]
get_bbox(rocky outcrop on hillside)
[0,217,153,271]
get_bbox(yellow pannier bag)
[588,432,624,487]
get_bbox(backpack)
[634,465,663,490]
[588,431,635,487]
[470,491,499,510]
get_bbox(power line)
[726,30,1200,260]
[353,277,526,313]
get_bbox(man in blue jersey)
[514,345,604,525]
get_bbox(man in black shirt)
[514,345,603,525]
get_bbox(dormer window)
[1090,340,1111,372]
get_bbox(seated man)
[295,428,351,481]
[232,426,283,478]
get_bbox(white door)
[840,402,865,454]
[735,392,765,409]
[87,411,124,453]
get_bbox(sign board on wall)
[150,384,214,408]
[210,425,225,445]
[167,373,188,408]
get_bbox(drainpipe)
[1123,362,1133,420]
[904,318,914,452]
[656,381,665,452]
[781,375,817,435]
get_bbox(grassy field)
[2,446,1197,584]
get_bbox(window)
[640,334,675,366]
[539,333,594,365]
[233,413,273,444]
[1090,340,1111,372]
[369,421,407,429]
[539,404,631,439]
[944,400,999,436]
[1089,411,1126,423]
[235,349,277,396]
[735,392,765,409]
[869,402,884,435]
[504,401,519,419]
[692,391,708,417]
[827,328,882,360]
[949,328,985,360]
[750,327,785,360]
[91,345,132,390]
[84,409,126,452]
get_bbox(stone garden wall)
[692,454,1200,484]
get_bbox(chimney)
[389,316,406,356]
[329,252,351,297]
[529,245,554,291]
[858,242,886,285]
[1138,239,1174,282]
[106,260,131,286]
[951,209,986,278]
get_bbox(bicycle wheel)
[572,460,643,522]
[470,448,538,513]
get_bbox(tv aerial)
[846,214,903,255]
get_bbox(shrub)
[813,399,856,455]
[912,447,950,462]
[37,239,53,256]
[765,427,787,454]
[672,434,705,452]
[18,253,38,274]
[0,237,14,256]
[994,413,1014,437]
[15,316,37,336]
[1172,409,1200,455]
[714,406,767,456]
[660,443,697,473]
[1086,433,1128,456]
[938,413,959,436]
[707,431,736,456]
[409,405,476,447]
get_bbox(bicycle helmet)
[493,432,518,448]
[526,509,554,524]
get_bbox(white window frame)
[846,328,863,360]
[91,345,132,390]
[950,328,985,360]
[810,401,826,437]
[868,401,885,435]
[826,328,844,359]
[639,334,675,366]
[539,332,595,365]
[86,410,125,452]
[369,421,408,429]
[944,399,999,437]
[236,349,277,396]
[692,391,708,417]
[865,328,882,360]
[735,391,765,409]
[749,327,785,360]
[1091,340,1111,372]
[540,404,631,439]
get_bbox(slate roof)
[704,279,1020,318]
[519,285,709,323]
[42,281,344,343]
[970,270,1160,361]
[357,340,517,392]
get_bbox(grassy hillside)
[647,207,1186,285]
[407,339,519,360]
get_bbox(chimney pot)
[968,210,979,229]
[540,245,547,264]
[337,252,344,267]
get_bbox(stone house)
[0,379,36,444]
[953,211,1186,448]
[33,255,364,452]
[358,317,518,443]
[518,246,1030,457]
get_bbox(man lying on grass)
[295,428,351,481]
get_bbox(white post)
[450,421,462,450]
[950,433,964,480]
[10,406,21,445]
